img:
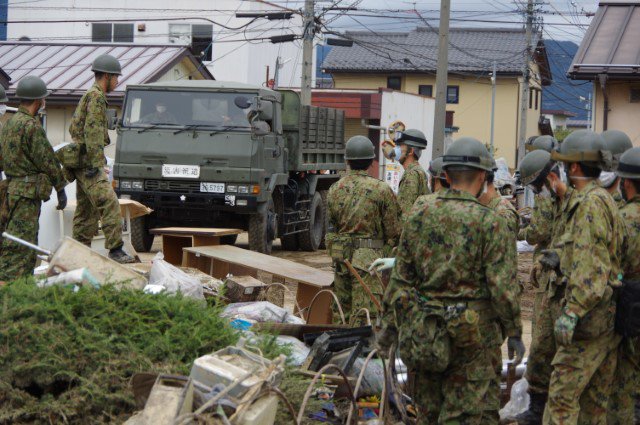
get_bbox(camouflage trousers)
[542,329,621,425]
[332,261,383,324]
[414,319,502,424]
[607,338,640,425]
[0,195,41,281]
[72,169,123,250]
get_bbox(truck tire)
[280,234,299,251]
[299,192,325,252]
[130,216,154,253]
[318,190,328,249]
[249,199,276,254]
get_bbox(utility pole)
[301,0,314,106]
[517,0,534,164]
[587,92,592,130]
[490,61,497,155]
[432,0,450,158]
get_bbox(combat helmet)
[0,85,7,103]
[550,130,608,169]
[15,75,50,100]
[396,129,428,150]
[429,156,444,176]
[527,135,558,153]
[91,54,122,75]
[616,147,640,179]
[601,130,633,171]
[345,135,375,160]
[519,150,554,191]
[442,137,494,171]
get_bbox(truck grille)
[144,180,202,193]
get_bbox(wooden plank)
[162,235,193,266]
[150,227,242,237]
[183,245,333,288]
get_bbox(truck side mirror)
[234,96,252,109]
[106,108,118,130]
[252,121,271,136]
[256,100,273,121]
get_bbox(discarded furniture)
[150,227,243,265]
[225,275,266,302]
[124,375,194,425]
[182,245,334,324]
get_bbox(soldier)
[543,130,624,424]
[428,156,449,194]
[69,54,134,263]
[527,135,558,153]
[600,129,633,207]
[394,129,430,217]
[0,76,67,281]
[607,147,640,424]
[326,135,401,323]
[514,149,572,424]
[378,137,524,424]
[479,158,519,234]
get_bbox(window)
[169,23,213,61]
[535,89,539,110]
[387,76,401,90]
[91,23,134,43]
[630,87,640,103]
[446,86,459,104]
[418,84,433,97]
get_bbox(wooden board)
[150,227,242,237]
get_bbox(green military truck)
[113,81,345,254]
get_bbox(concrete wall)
[7,0,305,87]
[593,81,640,145]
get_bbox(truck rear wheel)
[318,190,328,249]
[299,192,324,252]
[130,216,154,253]
[249,199,276,254]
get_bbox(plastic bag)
[148,252,204,299]
[221,301,305,325]
[494,157,516,189]
[275,335,310,366]
[499,378,530,420]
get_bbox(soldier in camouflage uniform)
[515,149,573,424]
[379,137,524,424]
[428,156,449,194]
[607,147,640,424]
[326,135,401,323]
[394,129,430,217]
[0,76,67,281]
[479,158,519,235]
[600,129,632,208]
[68,54,134,263]
[542,130,624,424]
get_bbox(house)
[542,109,578,130]
[5,0,304,87]
[0,41,213,156]
[322,27,552,167]
[0,68,9,89]
[569,0,640,143]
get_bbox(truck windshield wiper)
[209,125,252,136]
[172,124,219,135]
[136,123,178,133]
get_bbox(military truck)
[113,81,345,254]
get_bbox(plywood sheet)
[151,227,243,237]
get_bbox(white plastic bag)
[499,378,530,420]
[221,301,305,325]
[275,335,310,366]
[148,252,204,299]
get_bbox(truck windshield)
[122,90,254,130]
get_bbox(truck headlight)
[237,200,248,206]
[238,185,249,194]
[227,185,238,193]
[121,180,132,189]
[132,181,144,190]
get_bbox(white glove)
[369,258,396,272]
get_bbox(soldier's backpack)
[615,279,640,338]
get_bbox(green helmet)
[0,85,7,103]
[602,130,633,171]
[15,75,50,100]
[616,147,640,179]
[551,130,608,169]
[397,128,428,150]
[429,156,444,176]
[529,135,558,153]
[519,150,553,186]
[442,137,494,171]
[345,135,375,160]
[91,54,122,75]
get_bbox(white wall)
[7,0,305,87]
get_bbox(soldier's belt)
[6,174,40,183]
[355,238,384,249]
[418,297,497,320]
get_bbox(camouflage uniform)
[612,190,626,209]
[382,189,522,424]
[397,161,430,217]
[326,170,400,323]
[69,83,123,249]
[0,107,66,281]
[487,195,519,235]
[543,181,624,424]
[607,194,640,425]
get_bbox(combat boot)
[515,393,546,425]
[108,247,136,264]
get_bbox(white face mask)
[598,171,617,188]
[156,106,167,114]
[0,104,6,116]
[538,186,552,199]
[393,146,402,161]
[558,163,568,184]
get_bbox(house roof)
[0,68,9,89]
[0,42,214,101]
[569,1,640,79]
[566,119,591,127]
[322,27,551,83]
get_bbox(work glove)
[529,262,542,288]
[369,258,396,273]
[84,167,99,178]
[555,308,579,346]
[540,249,561,272]
[56,189,67,210]
[507,336,526,365]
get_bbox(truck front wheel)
[299,192,325,252]
[248,199,276,254]
[130,216,154,253]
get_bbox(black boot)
[515,392,546,425]
[108,247,136,264]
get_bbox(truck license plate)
[200,182,226,193]
[162,164,200,178]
